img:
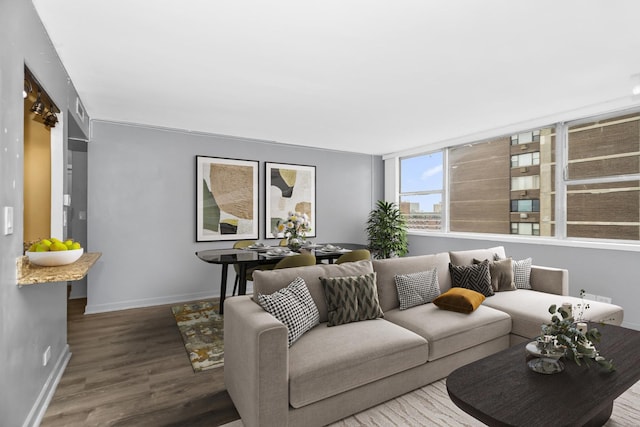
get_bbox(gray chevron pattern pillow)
[394,269,441,310]
[320,272,384,327]
[258,277,320,347]
[448,260,494,297]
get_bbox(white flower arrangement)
[277,211,311,239]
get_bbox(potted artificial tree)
[366,200,408,259]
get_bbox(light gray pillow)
[258,277,320,347]
[394,269,441,310]
[512,257,532,289]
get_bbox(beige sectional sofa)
[223,246,624,427]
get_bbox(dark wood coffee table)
[447,324,640,427]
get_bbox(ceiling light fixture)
[30,89,45,115]
[23,79,32,99]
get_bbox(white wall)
[86,121,383,313]
[0,1,89,425]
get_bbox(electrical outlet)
[596,295,612,304]
[43,346,51,367]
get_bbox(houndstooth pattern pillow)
[512,257,532,289]
[258,277,320,347]
[394,269,441,310]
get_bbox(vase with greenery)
[539,292,615,372]
[366,200,408,259]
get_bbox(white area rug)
[222,378,640,426]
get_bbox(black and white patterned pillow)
[394,269,441,310]
[448,260,494,297]
[512,257,532,289]
[257,277,320,347]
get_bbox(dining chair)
[335,249,371,264]
[232,240,256,296]
[274,253,316,269]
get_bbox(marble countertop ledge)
[17,252,102,286]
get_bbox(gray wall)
[408,235,640,329]
[0,1,89,425]
[86,121,383,313]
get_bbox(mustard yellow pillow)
[433,288,485,314]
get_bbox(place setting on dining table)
[242,241,353,258]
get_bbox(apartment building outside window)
[399,152,443,231]
[565,112,640,240]
[395,108,640,243]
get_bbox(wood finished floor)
[41,298,239,427]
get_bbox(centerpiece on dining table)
[277,211,312,251]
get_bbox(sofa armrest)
[530,265,568,296]
[223,296,289,427]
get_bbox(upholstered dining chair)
[232,240,257,296]
[274,253,316,269]
[335,249,371,264]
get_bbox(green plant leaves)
[366,200,408,259]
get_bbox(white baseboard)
[24,344,71,427]
[84,291,222,314]
[622,320,640,331]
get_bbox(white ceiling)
[32,0,640,155]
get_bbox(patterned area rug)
[171,300,224,372]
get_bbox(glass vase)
[287,237,303,251]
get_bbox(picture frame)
[196,156,259,242]
[265,162,316,239]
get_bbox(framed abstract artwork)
[196,156,259,242]
[265,162,316,238]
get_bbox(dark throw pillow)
[257,277,320,347]
[433,288,486,314]
[394,269,441,310]
[448,260,494,297]
[320,272,384,327]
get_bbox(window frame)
[388,107,640,249]
[398,151,446,232]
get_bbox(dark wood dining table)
[195,243,368,314]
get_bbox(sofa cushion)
[449,246,507,266]
[253,260,373,323]
[372,252,452,312]
[448,260,494,297]
[474,257,517,292]
[384,303,511,361]
[320,272,384,326]
[288,319,428,408]
[395,269,441,310]
[433,288,486,314]
[257,277,320,347]
[482,289,624,339]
